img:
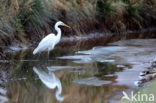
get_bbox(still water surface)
[1,39,156,103]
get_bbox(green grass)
[121,79,156,103]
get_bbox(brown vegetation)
[0,0,155,46]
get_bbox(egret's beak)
[64,24,71,28]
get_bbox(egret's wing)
[36,33,56,52]
[38,33,55,46]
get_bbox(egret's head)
[56,21,71,28]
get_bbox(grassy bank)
[0,0,156,46]
[122,79,156,103]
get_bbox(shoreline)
[1,27,155,54]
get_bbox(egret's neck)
[55,25,61,39]
[56,81,64,102]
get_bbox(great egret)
[33,67,64,102]
[33,21,71,55]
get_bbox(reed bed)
[0,0,155,45]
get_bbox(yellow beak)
[64,24,71,28]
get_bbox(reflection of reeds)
[0,0,155,45]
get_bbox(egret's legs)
[48,50,50,59]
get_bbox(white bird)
[33,67,64,102]
[33,21,71,55]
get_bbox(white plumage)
[33,67,64,102]
[33,21,70,55]
[33,33,56,55]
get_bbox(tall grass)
[0,0,51,44]
[48,0,97,34]
[0,0,155,46]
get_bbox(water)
[0,39,156,103]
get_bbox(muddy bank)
[134,58,156,87]
[1,27,156,60]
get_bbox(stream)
[0,39,156,103]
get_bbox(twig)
[0,29,9,37]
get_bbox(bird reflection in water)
[33,67,64,102]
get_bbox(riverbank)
[0,27,156,60]
[0,0,156,47]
